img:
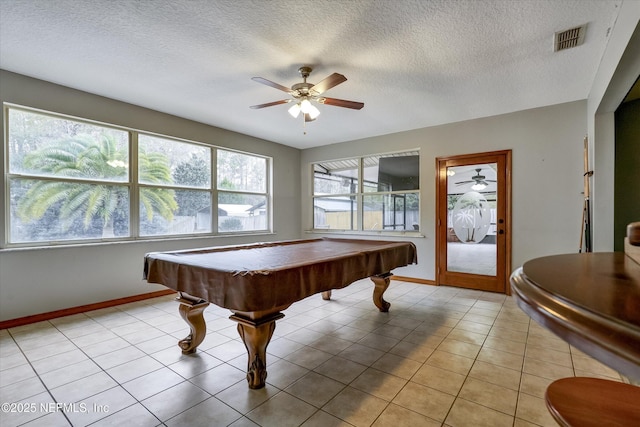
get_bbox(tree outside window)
[5,107,271,246]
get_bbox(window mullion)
[312,151,420,233]
[211,147,219,234]
[357,157,363,231]
[267,156,273,233]
[130,131,139,238]
[6,105,271,246]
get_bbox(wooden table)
[144,237,417,389]
[545,377,640,426]
[510,252,640,426]
[511,252,640,379]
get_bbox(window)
[5,106,271,246]
[217,150,268,233]
[312,151,420,232]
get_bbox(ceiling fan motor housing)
[298,66,312,79]
[291,82,313,96]
[292,67,314,97]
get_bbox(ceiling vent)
[554,25,587,52]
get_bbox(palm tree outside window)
[5,106,271,247]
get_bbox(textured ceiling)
[0,0,623,149]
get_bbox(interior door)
[436,150,511,293]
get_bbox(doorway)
[436,150,512,293]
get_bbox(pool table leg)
[176,294,210,354]
[371,272,392,312]
[230,312,285,389]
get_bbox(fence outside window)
[312,151,420,232]
[4,105,271,247]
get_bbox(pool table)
[144,237,417,389]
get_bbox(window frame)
[311,150,421,234]
[3,104,272,248]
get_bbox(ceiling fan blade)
[249,99,291,109]
[251,77,292,93]
[455,180,474,185]
[319,97,364,110]
[310,73,347,95]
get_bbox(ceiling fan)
[455,168,496,190]
[250,66,364,122]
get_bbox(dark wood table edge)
[544,377,640,426]
[510,266,640,382]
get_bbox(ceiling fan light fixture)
[307,104,320,119]
[471,182,487,191]
[299,99,312,113]
[251,67,361,124]
[288,103,301,118]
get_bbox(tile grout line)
[6,323,74,427]
[3,285,624,427]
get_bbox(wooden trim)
[435,150,513,294]
[0,289,175,330]
[434,149,513,163]
[504,150,513,295]
[392,276,436,286]
[0,276,436,330]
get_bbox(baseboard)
[0,289,175,330]
[392,275,436,286]
[1,277,434,330]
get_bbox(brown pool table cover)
[144,238,417,312]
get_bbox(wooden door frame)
[435,150,512,294]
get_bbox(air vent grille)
[554,25,586,52]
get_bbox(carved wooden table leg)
[370,272,393,312]
[176,293,210,354]
[230,312,285,389]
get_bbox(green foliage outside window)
[6,107,270,245]
[16,134,177,238]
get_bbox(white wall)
[0,71,302,321]
[301,101,587,281]
[2,5,637,321]
[588,1,640,251]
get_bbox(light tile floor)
[0,280,625,427]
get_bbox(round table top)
[545,377,640,426]
[522,252,640,327]
[511,252,640,381]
